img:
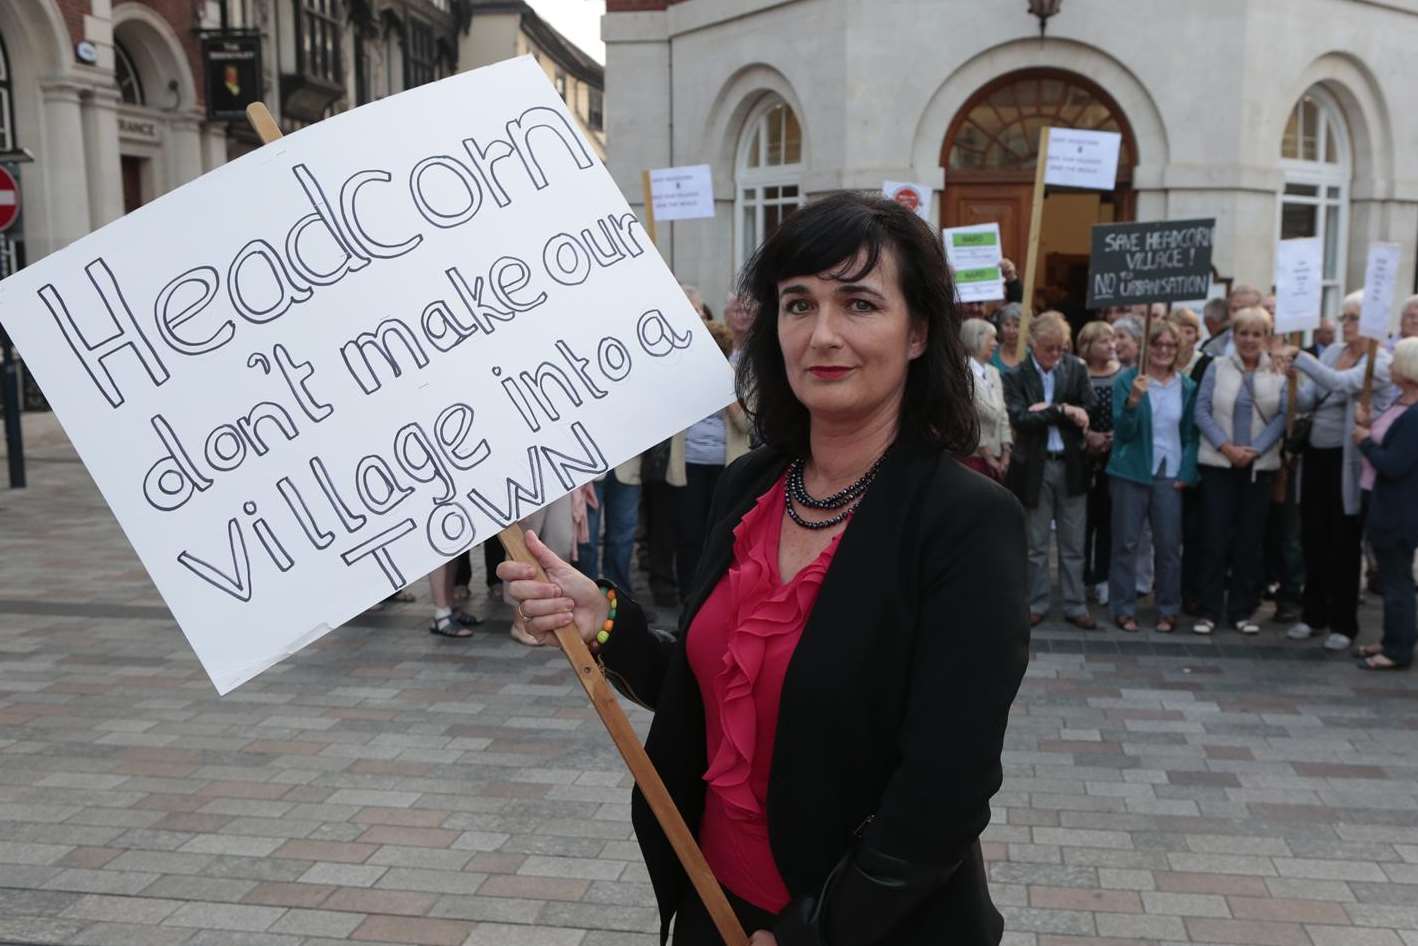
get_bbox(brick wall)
[131,0,205,106]
[53,0,205,106]
[55,0,88,46]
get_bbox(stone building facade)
[603,0,1418,318]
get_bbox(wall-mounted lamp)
[1028,0,1063,37]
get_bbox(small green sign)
[952,232,998,248]
[955,266,1002,283]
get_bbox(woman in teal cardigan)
[1106,320,1200,632]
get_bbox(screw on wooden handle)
[496,525,749,946]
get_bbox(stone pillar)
[38,80,93,256]
[81,86,125,227]
[167,116,206,192]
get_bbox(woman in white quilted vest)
[1193,307,1288,636]
[1282,291,1398,653]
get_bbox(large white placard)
[942,223,1005,303]
[1273,237,1324,335]
[649,164,715,221]
[882,181,933,221]
[1359,242,1402,342]
[0,57,735,694]
[1044,128,1122,190]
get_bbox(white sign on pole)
[1273,237,1324,335]
[1044,128,1122,191]
[1359,242,1402,343]
[882,181,933,221]
[942,223,1005,303]
[0,57,735,694]
[648,164,715,221]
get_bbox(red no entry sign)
[0,166,19,233]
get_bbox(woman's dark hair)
[734,192,979,458]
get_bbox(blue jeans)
[577,476,641,591]
[1373,537,1417,666]
[1109,475,1182,619]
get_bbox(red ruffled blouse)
[685,473,846,913]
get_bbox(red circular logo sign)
[891,187,920,212]
[0,166,18,234]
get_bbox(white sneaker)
[1286,622,1315,640]
[1234,619,1260,635]
[1323,633,1353,652]
[1095,582,1110,606]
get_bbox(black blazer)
[1360,404,1418,547]
[1002,353,1095,507]
[599,442,1030,945]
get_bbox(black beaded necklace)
[784,455,885,530]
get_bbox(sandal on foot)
[429,615,474,638]
[1358,654,1408,671]
[1114,616,1138,633]
[451,609,483,628]
[1156,617,1176,634]
[1355,643,1383,658]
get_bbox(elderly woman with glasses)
[1105,321,1199,632]
[961,318,1012,480]
[1281,292,1398,652]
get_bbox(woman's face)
[1401,305,1418,340]
[1175,321,1199,352]
[1148,330,1179,373]
[1114,331,1139,366]
[777,248,926,432]
[725,296,755,336]
[1341,310,1361,345]
[977,328,998,364]
[1001,317,1020,345]
[1089,333,1116,366]
[1235,323,1267,361]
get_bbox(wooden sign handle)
[640,169,660,247]
[244,103,749,946]
[496,525,750,946]
[1017,126,1051,362]
[1286,332,1301,439]
[1361,337,1379,413]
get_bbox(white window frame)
[1276,84,1351,319]
[734,95,804,272]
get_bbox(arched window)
[735,96,803,270]
[946,71,1136,174]
[115,40,145,105]
[1278,85,1350,316]
[0,29,14,151]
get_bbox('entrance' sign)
[0,58,736,693]
[1086,218,1214,308]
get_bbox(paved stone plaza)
[1,412,1417,946]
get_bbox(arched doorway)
[941,69,1137,314]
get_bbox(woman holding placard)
[1281,292,1397,652]
[1105,321,1199,632]
[498,193,1028,946]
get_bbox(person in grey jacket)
[1282,292,1398,652]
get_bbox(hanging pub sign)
[202,33,263,122]
[1086,218,1215,308]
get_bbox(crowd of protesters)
[966,278,1418,670]
[412,264,1418,672]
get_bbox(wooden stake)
[244,103,749,946]
[1361,338,1380,412]
[640,169,660,248]
[1286,332,1301,439]
[1139,307,1154,369]
[1017,126,1051,362]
